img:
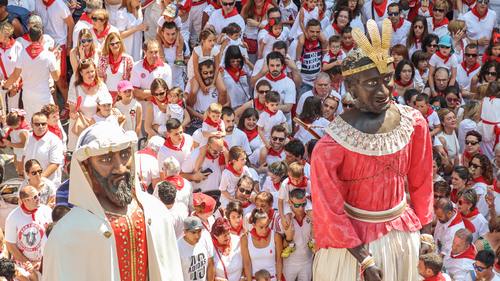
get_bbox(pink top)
[311,105,434,249]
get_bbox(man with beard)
[311,19,433,281]
[222,107,252,155]
[42,122,183,281]
[249,124,287,173]
[186,59,228,133]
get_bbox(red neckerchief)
[21,33,31,42]
[33,130,47,141]
[461,61,480,76]
[82,80,97,89]
[209,0,221,9]
[254,98,265,111]
[142,58,164,73]
[432,17,449,30]
[138,147,157,158]
[222,7,238,18]
[474,176,491,185]
[303,2,314,12]
[273,181,281,191]
[290,176,308,189]
[423,272,447,281]
[93,25,111,40]
[206,150,226,165]
[213,237,231,253]
[463,0,475,7]
[42,0,56,8]
[79,12,93,24]
[332,23,343,34]
[21,202,38,221]
[84,48,95,60]
[471,5,488,20]
[435,50,450,64]
[414,36,422,44]
[462,207,480,219]
[226,164,243,177]
[264,107,277,117]
[266,25,281,39]
[449,211,463,227]
[226,66,245,82]
[294,214,305,226]
[241,200,251,208]
[451,244,477,260]
[425,107,434,119]
[250,227,270,241]
[254,1,271,18]
[392,18,404,31]
[243,127,258,141]
[342,42,354,52]
[0,38,15,51]
[204,116,222,130]
[373,0,388,17]
[166,175,185,190]
[268,209,275,221]
[449,211,476,233]
[109,54,123,74]
[395,79,413,87]
[48,124,62,140]
[231,221,244,235]
[164,136,184,151]
[328,50,342,61]
[304,38,319,51]
[267,147,283,157]
[26,42,43,59]
[265,70,286,82]
[494,179,500,193]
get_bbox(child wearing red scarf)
[321,35,346,72]
[415,94,442,137]
[428,35,458,96]
[3,110,29,176]
[257,91,287,149]
[262,161,288,207]
[418,253,450,281]
[258,17,289,59]
[219,147,253,206]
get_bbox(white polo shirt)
[34,0,71,46]
[0,40,22,80]
[224,128,252,155]
[23,131,64,186]
[426,18,450,39]
[207,9,245,35]
[181,147,224,193]
[157,134,194,168]
[461,9,497,54]
[457,62,481,90]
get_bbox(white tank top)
[152,103,167,126]
[247,230,276,279]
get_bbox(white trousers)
[284,260,312,281]
[313,230,420,281]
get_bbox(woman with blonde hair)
[97,32,134,99]
[458,100,481,151]
[448,20,467,60]
[69,28,100,73]
[435,108,460,165]
[144,78,169,139]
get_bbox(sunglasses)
[239,188,252,195]
[388,12,399,16]
[31,169,43,176]
[439,45,451,49]
[272,136,285,142]
[465,140,479,145]
[92,16,106,22]
[152,91,166,97]
[80,38,93,44]
[465,53,478,57]
[470,163,481,169]
[429,44,438,48]
[292,202,307,208]
[221,1,234,5]
[473,263,489,272]
[33,122,47,127]
[477,0,489,4]
[486,71,497,76]
[258,90,269,94]
[109,41,121,47]
[433,8,445,12]
[414,25,424,29]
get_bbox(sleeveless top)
[248,231,276,279]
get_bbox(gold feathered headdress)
[342,18,394,77]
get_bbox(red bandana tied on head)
[21,202,38,221]
[432,17,449,30]
[435,50,450,64]
[94,25,111,40]
[226,66,246,82]
[222,7,239,18]
[164,136,184,151]
[166,175,185,190]
[373,0,388,17]
[471,5,488,20]
[109,54,123,74]
[265,71,286,82]
[250,227,271,241]
[26,42,44,59]
[142,58,164,73]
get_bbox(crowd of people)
[0,0,495,278]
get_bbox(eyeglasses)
[109,41,121,47]
[433,8,445,12]
[446,97,460,104]
[429,44,438,48]
[414,25,424,29]
[272,136,285,142]
[439,45,451,49]
[470,163,481,169]
[239,188,252,195]
[31,169,43,176]
[80,38,93,44]
[292,202,307,208]
[91,16,106,22]
[343,103,354,108]
[33,122,47,127]
[388,12,399,16]
[465,53,478,57]
[486,71,497,76]
[465,140,479,145]
[152,91,166,97]
[221,1,234,5]
[473,263,489,272]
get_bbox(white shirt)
[434,212,465,257]
[294,117,329,145]
[181,147,223,193]
[362,0,397,22]
[219,165,253,207]
[5,205,52,262]
[426,18,450,38]
[382,19,411,46]
[213,234,243,281]
[429,53,459,71]
[254,75,296,105]
[457,63,481,91]
[257,110,287,141]
[9,0,35,11]
[157,134,194,168]
[23,131,64,186]
[90,25,120,49]
[135,150,160,188]
[115,99,142,132]
[0,40,22,80]
[224,128,252,155]
[295,89,340,116]
[276,214,313,265]
[249,146,286,167]
[468,213,489,242]
[207,9,245,35]
[177,235,214,281]
[34,0,71,45]
[460,9,497,54]
[258,28,290,59]
[426,110,441,131]
[222,68,251,108]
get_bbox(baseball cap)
[193,193,216,214]
[184,216,203,231]
[96,94,113,105]
[438,35,452,47]
[163,4,178,18]
[117,80,134,92]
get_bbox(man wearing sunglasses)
[5,185,52,273]
[384,3,411,46]
[206,0,245,36]
[71,0,102,48]
[461,0,497,55]
[471,250,500,281]
[457,44,481,97]
[249,124,287,172]
[426,0,450,38]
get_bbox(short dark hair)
[24,158,41,173]
[388,2,400,10]
[465,130,482,143]
[0,0,7,7]
[341,26,352,34]
[419,253,443,275]
[0,258,16,280]
[162,20,178,30]
[476,249,496,268]
[306,19,321,28]
[272,40,288,52]
[265,91,280,103]
[157,181,177,205]
[435,198,454,213]
[266,6,280,17]
[271,124,287,136]
[453,166,471,182]
[289,188,306,200]
[284,139,305,158]
[221,106,234,118]
[225,201,243,218]
[266,51,285,66]
[433,181,451,197]
[415,93,429,103]
[166,118,181,131]
[403,89,419,105]
[199,59,215,72]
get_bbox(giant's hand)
[364,266,383,281]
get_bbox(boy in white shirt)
[257,90,287,148]
[414,94,441,137]
[428,35,458,96]
[157,4,185,65]
[322,35,345,73]
[258,17,290,60]
[279,0,298,29]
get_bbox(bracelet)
[359,255,376,276]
